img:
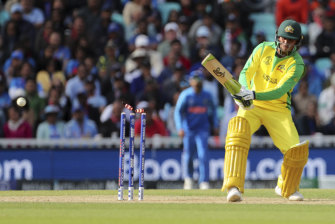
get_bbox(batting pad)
[222,116,251,193]
[278,141,309,198]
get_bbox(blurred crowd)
[0,0,335,139]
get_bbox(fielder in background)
[223,19,309,202]
[174,70,219,190]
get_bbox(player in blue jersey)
[174,70,219,190]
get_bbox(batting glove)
[233,86,255,101]
[234,98,254,110]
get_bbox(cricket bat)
[201,53,253,107]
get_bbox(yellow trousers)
[237,106,299,153]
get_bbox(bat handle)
[241,99,253,107]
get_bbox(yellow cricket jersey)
[239,42,305,112]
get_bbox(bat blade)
[201,53,241,95]
[201,53,253,108]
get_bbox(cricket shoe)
[227,187,242,202]
[275,186,304,201]
[199,182,210,190]
[184,177,193,190]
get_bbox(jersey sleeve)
[255,63,305,100]
[174,91,187,131]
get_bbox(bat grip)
[242,99,252,107]
[233,95,253,108]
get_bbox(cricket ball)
[16,97,27,107]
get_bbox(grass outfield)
[0,189,334,224]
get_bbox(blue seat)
[111,12,124,27]
[249,12,275,26]
[315,57,332,75]
[157,2,181,24]
[249,13,276,45]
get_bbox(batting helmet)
[277,19,302,40]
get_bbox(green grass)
[0,189,334,224]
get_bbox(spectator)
[188,12,223,47]
[64,104,98,139]
[295,100,321,135]
[49,3,67,32]
[12,0,45,29]
[318,74,335,126]
[112,76,135,108]
[65,46,87,78]
[0,73,11,109]
[308,7,326,56]
[4,49,24,83]
[220,40,241,72]
[321,104,335,135]
[275,0,309,26]
[165,91,180,137]
[330,52,335,76]
[47,31,71,71]
[161,63,186,105]
[8,61,45,98]
[7,3,36,50]
[89,2,113,56]
[84,75,107,126]
[3,104,33,138]
[106,22,128,60]
[122,0,143,27]
[34,20,53,57]
[166,9,180,24]
[128,59,157,103]
[96,40,124,78]
[187,0,208,25]
[146,7,163,44]
[314,13,335,59]
[127,15,157,48]
[292,79,317,120]
[84,55,99,77]
[189,25,222,68]
[221,13,247,58]
[174,70,219,190]
[0,109,6,137]
[67,16,87,53]
[125,34,163,76]
[180,0,194,19]
[99,99,128,138]
[36,58,66,96]
[24,76,46,130]
[163,39,191,73]
[124,48,148,83]
[254,31,266,48]
[36,104,65,139]
[177,15,191,57]
[157,22,184,58]
[98,62,120,104]
[47,82,72,122]
[310,0,335,11]
[1,20,19,61]
[298,47,326,98]
[7,72,25,102]
[134,101,169,137]
[76,0,102,35]
[65,63,87,101]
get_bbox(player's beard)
[277,42,295,57]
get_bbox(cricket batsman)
[223,19,309,202]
